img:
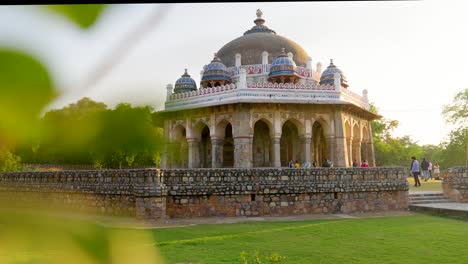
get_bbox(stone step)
[409,195,446,201]
[409,203,468,221]
[410,199,453,205]
[409,192,445,198]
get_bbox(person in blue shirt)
[411,156,421,187]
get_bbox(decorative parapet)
[227,64,313,78]
[169,83,236,101]
[165,81,370,112]
[246,82,334,90]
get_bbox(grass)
[2,209,468,263]
[407,177,443,191]
[150,214,468,263]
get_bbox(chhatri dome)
[200,53,232,88]
[320,59,349,88]
[217,9,309,67]
[161,9,379,170]
[174,69,197,94]
[268,48,299,84]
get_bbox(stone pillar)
[367,125,376,167]
[161,142,169,169]
[234,137,252,168]
[262,51,269,65]
[235,53,242,67]
[353,140,361,164]
[333,110,347,167]
[272,137,281,167]
[302,137,311,163]
[307,56,313,80]
[334,72,341,92]
[239,68,247,89]
[368,142,376,167]
[325,136,335,165]
[233,103,252,168]
[166,84,173,101]
[187,139,200,168]
[348,137,353,167]
[362,89,369,102]
[211,138,224,168]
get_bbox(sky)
[0,1,467,146]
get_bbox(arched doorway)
[223,123,234,167]
[280,120,301,166]
[172,125,188,168]
[312,121,327,166]
[252,120,272,167]
[199,125,211,168]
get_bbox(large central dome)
[216,10,309,68]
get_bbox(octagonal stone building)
[158,10,380,169]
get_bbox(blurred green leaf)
[0,49,56,148]
[44,4,107,29]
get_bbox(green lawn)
[152,215,468,264]
[2,210,468,264]
[407,177,443,191]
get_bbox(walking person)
[411,156,421,187]
[433,162,441,180]
[421,158,429,181]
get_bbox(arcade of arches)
[161,104,376,169]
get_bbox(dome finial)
[184,68,188,73]
[330,59,334,65]
[256,9,263,18]
[254,9,266,26]
[281,48,286,54]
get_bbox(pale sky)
[0,1,467,146]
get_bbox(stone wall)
[442,167,468,202]
[163,168,408,218]
[0,169,167,221]
[0,168,408,220]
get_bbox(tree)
[442,88,468,166]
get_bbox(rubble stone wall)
[0,168,409,220]
[442,167,468,202]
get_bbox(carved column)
[352,140,361,165]
[367,125,376,167]
[325,136,335,165]
[187,139,200,168]
[302,137,311,163]
[234,137,252,168]
[271,137,281,167]
[333,110,347,167]
[233,103,252,168]
[348,137,353,167]
[211,138,224,168]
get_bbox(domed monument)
[159,10,379,169]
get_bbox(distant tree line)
[371,88,467,169]
[1,88,467,171]
[14,97,163,169]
